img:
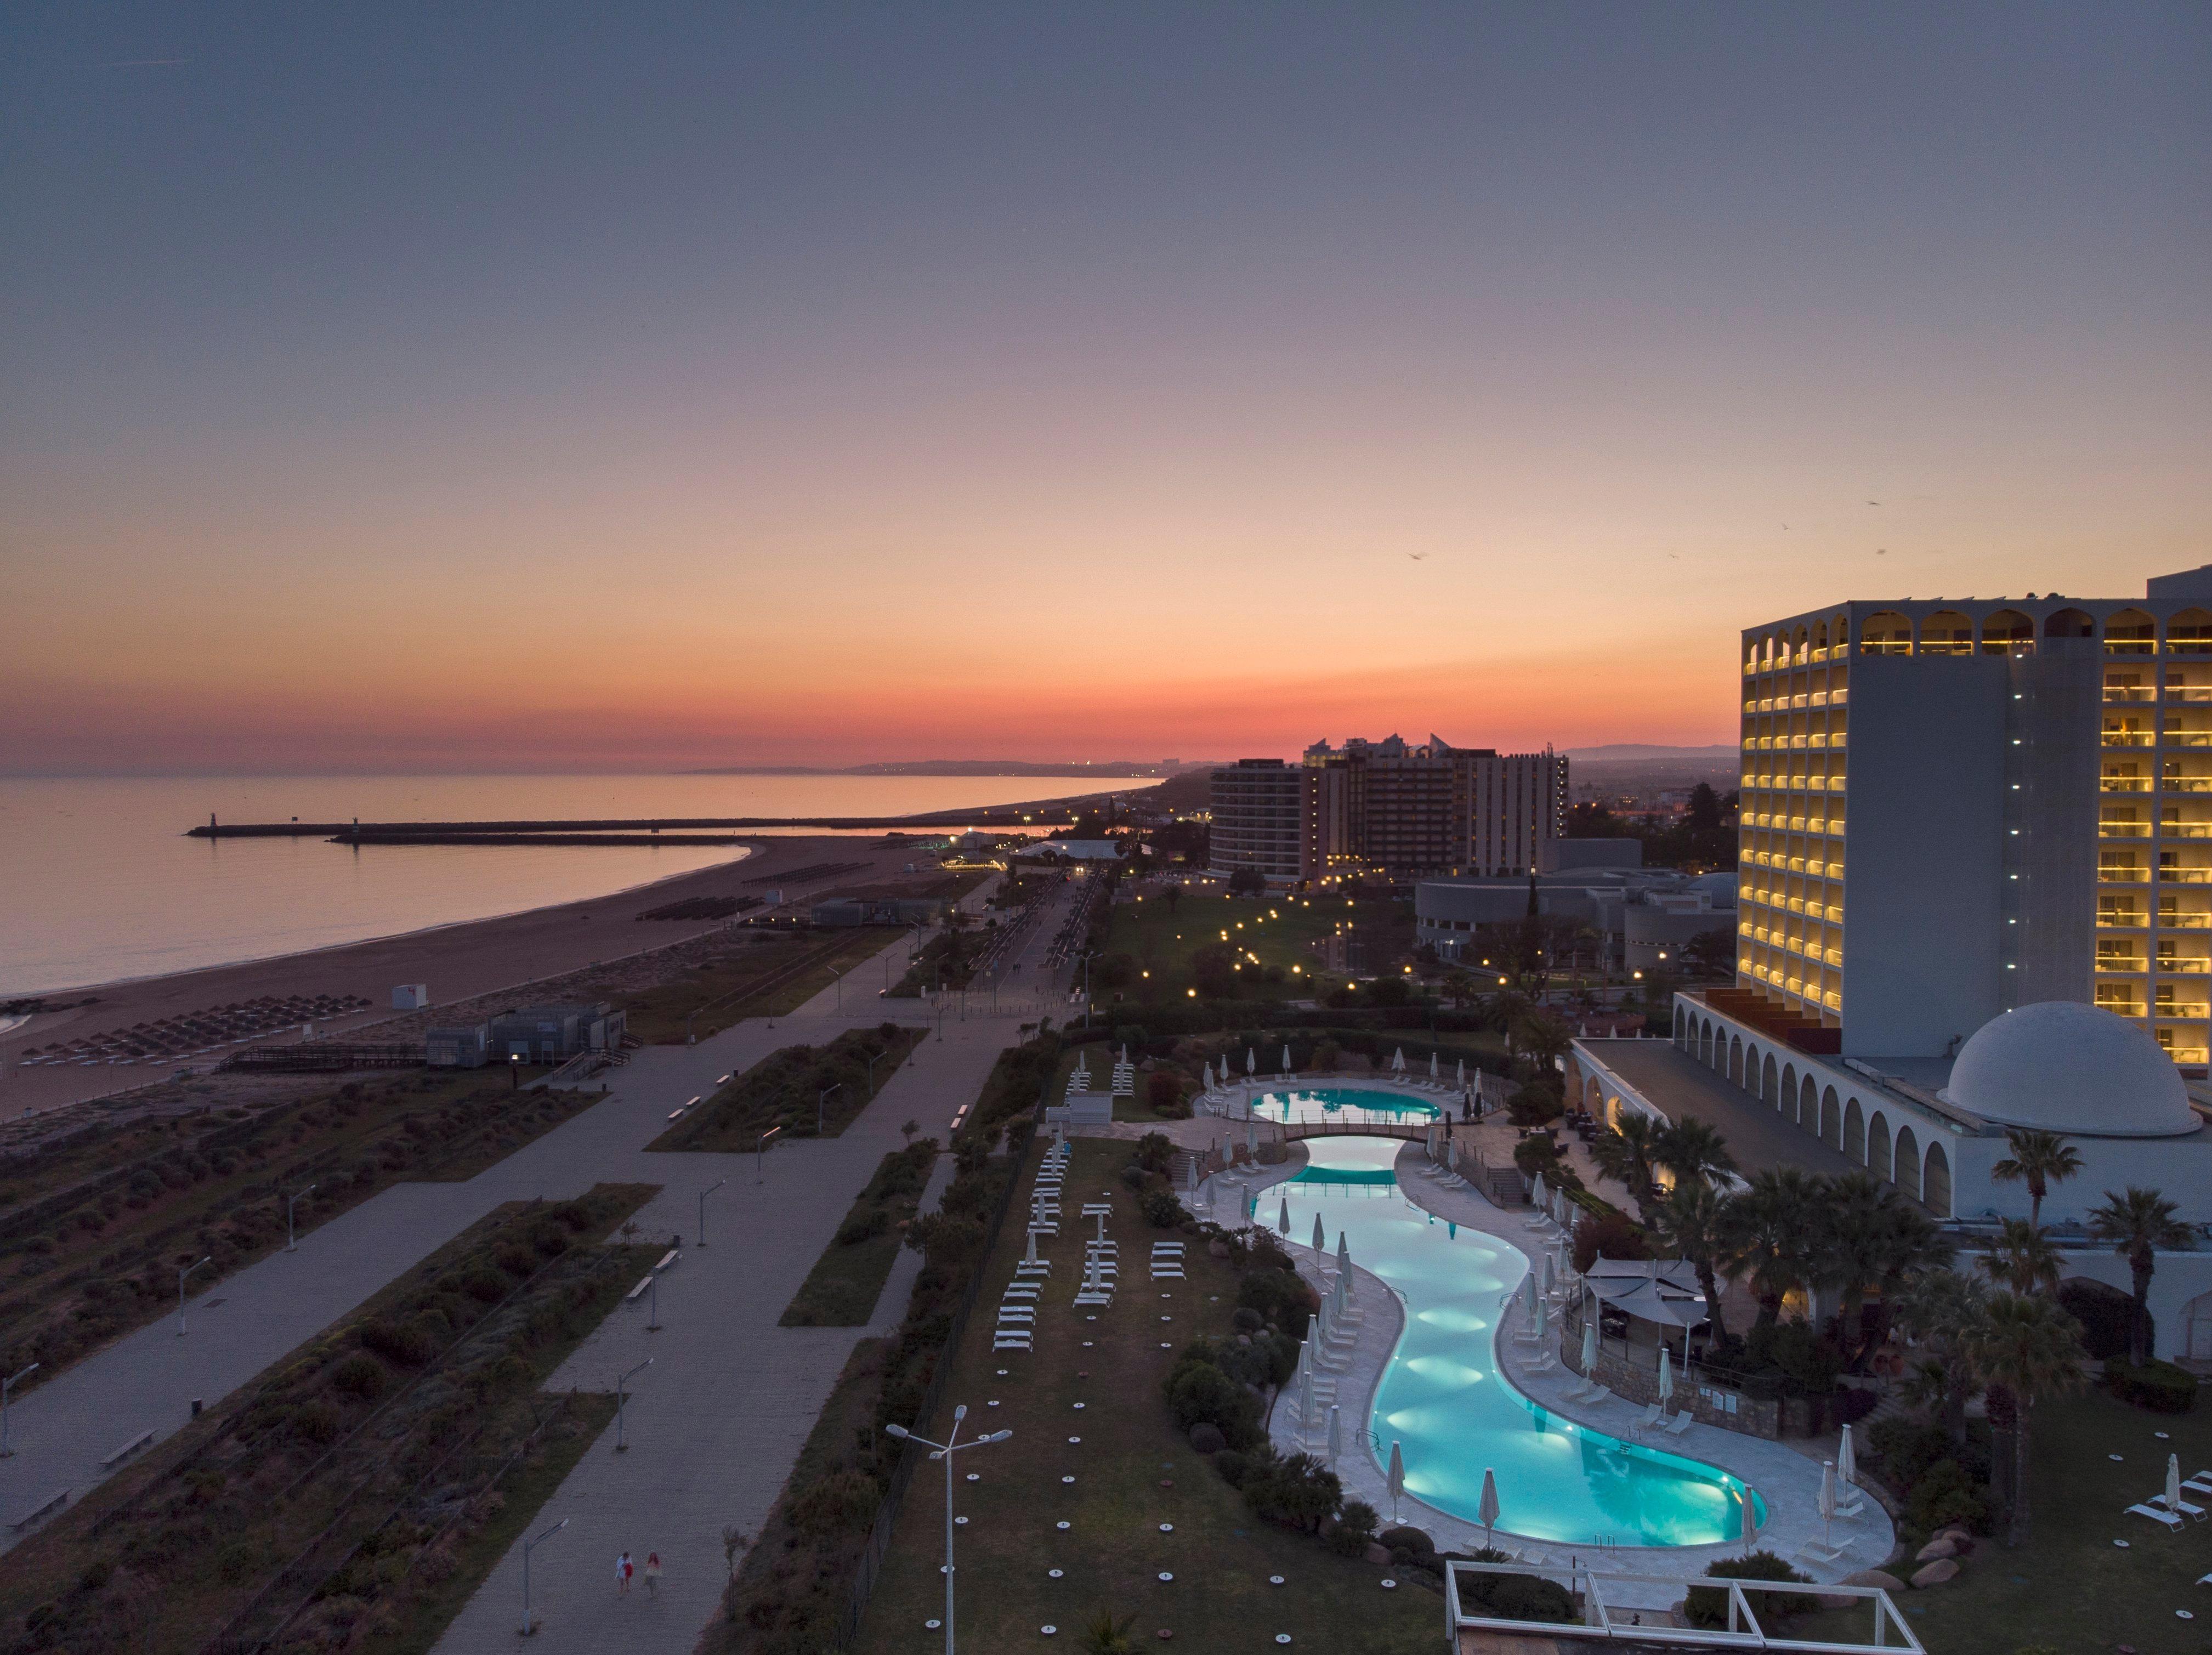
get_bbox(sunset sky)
[5,4,2207,774]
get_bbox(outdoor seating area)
[16,992,373,1065]
[2126,1455,2212,1529]
[996,1137,1074,1351]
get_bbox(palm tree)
[1962,1290,2088,1546]
[1515,1010,1573,1073]
[1719,1168,1825,1327]
[1650,1177,1732,1337]
[1081,1608,1141,1654]
[1810,1174,1895,1364]
[1653,1115,1738,1191]
[1978,1218,2063,1296]
[2088,1186,2191,1365]
[1591,1114,1665,1218]
[1990,1129,2082,1229]
[1890,1268,1992,1444]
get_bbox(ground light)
[888,1405,1011,1655]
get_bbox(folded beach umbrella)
[1327,1403,1342,1467]
[1246,1047,1256,1075]
[1530,1171,1547,1211]
[1336,1232,1352,1287]
[1580,1316,1597,1378]
[1430,1051,1439,1080]
[1278,1198,1291,1236]
[1838,1422,1858,1494]
[1740,1486,1758,1553]
[1478,1469,1501,1551]
[1312,1212,1326,1255]
[1658,1344,1674,1407]
[1282,1043,1292,1072]
[1387,1440,1406,1521]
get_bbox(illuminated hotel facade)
[1734,566,2212,1073]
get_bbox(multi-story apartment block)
[1733,566,2212,1072]
[1207,758,1305,883]
[1300,734,1567,880]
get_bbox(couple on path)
[615,1551,663,1597]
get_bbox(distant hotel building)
[1730,566,2212,1072]
[1207,735,1567,885]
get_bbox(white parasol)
[1327,1403,1342,1467]
[1658,1344,1674,1408]
[1387,1439,1406,1522]
[1478,1468,1501,1551]
[1277,1198,1290,1236]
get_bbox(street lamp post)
[286,1183,318,1252]
[817,1082,842,1135]
[509,1051,521,1091]
[614,1357,652,1452]
[177,1256,212,1336]
[755,1125,781,1182]
[0,1362,38,1457]
[697,1178,728,1248]
[519,1516,568,1634]
[886,1405,1011,1655]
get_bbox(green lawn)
[850,1136,1440,1655]
[611,927,899,1042]
[1795,1386,2212,1653]
[1098,892,1411,1000]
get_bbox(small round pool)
[1248,1086,1442,1126]
[1273,1136,1762,1548]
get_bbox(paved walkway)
[0,925,1025,1655]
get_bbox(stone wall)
[1563,1330,1782,1441]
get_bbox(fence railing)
[833,1062,1047,1645]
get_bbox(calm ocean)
[0,774,1116,994]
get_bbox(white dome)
[1941,1001,2197,1138]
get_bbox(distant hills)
[1563,744,1737,763]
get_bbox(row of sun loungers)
[2129,1470,2212,1529]
[997,1141,1075,1351]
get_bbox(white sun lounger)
[993,1338,1033,1352]
[1074,1293,1112,1307]
[1663,1410,1694,1435]
[1559,1376,1600,1403]
[2130,1502,2185,1530]
[1151,1268,1186,1279]
[1630,1403,1661,1433]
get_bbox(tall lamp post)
[697,1178,728,1248]
[177,1256,212,1336]
[886,1405,1010,1655]
[817,1082,842,1135]
[286,1183,318,1252]
[0,1362,38,1457]
[519,1516,568,1634]
[755,1125,781,1182]
[614,1357,652,1452]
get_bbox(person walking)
[645,1552,662,1597]
[616,1551,633,1595]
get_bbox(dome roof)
[1940,1001,2198,1138]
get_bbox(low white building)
[1570,996,2212,1362]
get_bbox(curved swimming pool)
[1248,1086,1442,1125]
[1273,1137,1762,1548]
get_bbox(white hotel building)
[1570,568,2212,1361]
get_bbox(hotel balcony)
[2103,731,2154,749]
[2162,776,2212,794]
[2101,820,2151,837]
[2102,774,2153,793]
[2096,951,2149,974]
[2096,989,2147,1018]
[2156,954,2212,975]
[2161,823,2212,840]
[2159,868,2212,885]
[2106,685,2155,702]
[2098,906,2149,929]
[2098,865,2150,884]
[2158,909,2212,930]
[2166,732,2212,749]
[2155,1000,2211,1022]
[2166,686,2212,702]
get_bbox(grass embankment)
[611,928,901,1043]
[0,1183,659,1655]
[780,1140,940,1327]
[1792,1385,2212,1652]
[705,1038,1054,1653]
[647,1025,924,1153]
[0,1067,604,1402]
[850,1135,1438,1655]
[1099,892,1412,1001]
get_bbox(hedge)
[2106,1356,2199,1415]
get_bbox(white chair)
[1662,1410,1694,1436]
[1630,1403,1661,1434]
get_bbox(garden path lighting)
[519,1516,567,1634]
[0,1363,37,1456]
[285,1183,317,1251]
[177,1256,212,1336]
[818,1082,843,1135]
[614,1357,652,1452]
[887,1405,1011,1655]
[755,1125,781,1182]
[697,1177,728,1246]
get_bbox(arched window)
[1781,1062,1797,1112]
[1761,1053,1778,1104]
[1813,620,1830,655]
[2106,608,2157,656]
[1868,1112,1892,1181]
[1921,610,1973,656]
[2045,607,2094,639]
[1799,1076,1819,1134]
[1823,1085,1844,1149]
[1831,613,1851,653]
[1981,608,2034,654]
[1728,1036,1743,1084]
[1675,1004,1688,1047]
[1895,1125,1922,1200]
[2169,609,2212,656]
[1861,611,1913,655]
[1792,626,1811,664]
[1844,1097,1865,1161]
[1743,1043,1761,1097]
[1924,1142,1952,1218]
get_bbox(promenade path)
[0,926,1021,1622]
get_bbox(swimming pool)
[1274,1137,1762,1548]
[1247,1086,1442,1126]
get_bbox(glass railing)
[2161,869,2212,884]
[2095,959,2149,974]
[2166,687,2212,701]
[2157,959,2212,974]
[2164,779,2212,793]
[2158,914,2212,929]
[2106,688,2154,702]
[2167,734,2212,747]
[2098,914,2149,927]
[2162,825,2212,839]
[2101,823,2152,836]
[2155,1005,2211,1022]
[2102,778,2153,792]
[2098,868,2150,882]
[2104,733,2155,747]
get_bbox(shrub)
[360,1317,435,1366]
[1832,1386,1880,1426]
[789,1469,880,1539]
[1569,1209,1649,1273]
[1237,1268,1314,1339]
[1230,1306,1264,1335]
[1746,1318,1842,1396]
[1325,1499,1379,1557]
[1139,1188,1186,1229]
[1506,1081,1564,1127]
[837,1209,892,1246]
[1684,1552,1817,1628]
[2106,1356,2198,1415]
[2057,1277,2140,1361]
[1119,1163,1149,1191]
[1147,1072,1186,1115]
[292,1399,342,1443]
[330,1354,389,1401]
[1378,1525,1436,1562]
[1212,1449,1252,1488]
[1905,1456,1991,1534]
[1135,1132,1175,1172]
[1188,1422,1227,1455]
[1243,1450,1341,1532]
[462,1268,509,1304]
[1459,1567,1576,1623]
[1165,1355,1254,1436]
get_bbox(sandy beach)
[0,834,933,1124]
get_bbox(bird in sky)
[1782,523,1791,531]
[1876,548,1888,555]
[1407,553,1428,561]
[1866,500,1882,506]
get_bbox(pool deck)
[1230,1127,1897,1599]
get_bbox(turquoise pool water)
[1249,1086,1442,1125]
[1275,1137,1762,1548]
